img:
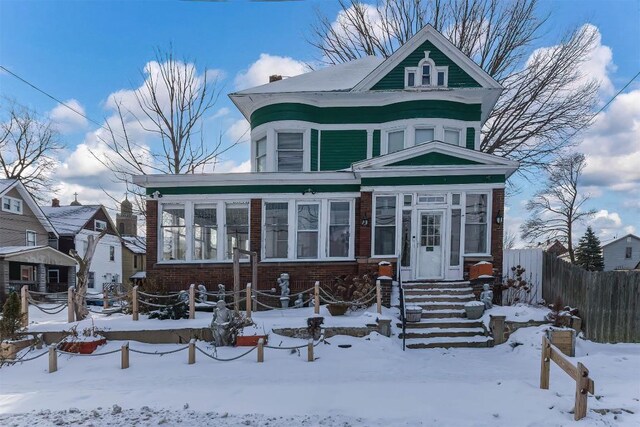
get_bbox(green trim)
[320,130,367,171]
[310,129,319,171]
[466,127,475,150]
[361,174,504,187]
[371,40,481,90]
[388,152,480,167]
[251,101,481,128]
[372,130,381,157]
[146,184,361,196]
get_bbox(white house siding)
[75,230,122,289]
[603,236,640,271]
[502,249,543,303]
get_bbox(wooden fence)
[542,251,640,343]
[503,249,544,303]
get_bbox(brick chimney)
[269,75,283,83]
[51,198,60,207]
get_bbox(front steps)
[400,281,493,349]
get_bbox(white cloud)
[214,159,251,173]
[212,107,230,119]
[234,53,310,90]
[226,119,250,144]
[48,99,88,134]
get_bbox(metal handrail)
[397,248,406,351]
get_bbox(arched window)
[405,51,448,89]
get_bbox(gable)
[371,40,481,90]
[388,152,481,167]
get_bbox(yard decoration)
[278,273,290,309]
[479,283,493,309]
[210,300,234,346]
[307,316,324,340]
[502,265,537,305]
[464,301,485,319]
[325,273,377,315]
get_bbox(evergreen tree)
[575,227,604,271]
[0,292,23,340]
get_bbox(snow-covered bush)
[0,292,23,341]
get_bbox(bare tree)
[310,0,600,168]
[69,230,107,321]
[0,101,64,201]
[92,48,237,216]
[503,229,518,250]
[520,153,595,263]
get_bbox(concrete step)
[405,288,473,295]
[403,282,471,290]
[412,302,468,311]
[421,309,466,318]
[405,335,494,349]
[400,319,484,329]
[404,294,475,303]
[400,327,486,339]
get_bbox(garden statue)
[480,283,493,309]
[294,293,304,308]
[217,284,226,301]
[210,300,233,346]
[197,284,207,303]
[278,273,290,309]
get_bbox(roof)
[601,234,640,249]
[233,56,384,95]
[122,236,146,254]
[0,180,58,236]
[0,245,76,266]
[40,205,102,235]
[0,179,17,196]
[130,271,146,279]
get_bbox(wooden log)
[132,286,139,321]
[233,249,240,312]
[20,285,29,327]
[574,362,590,421]
[121,342,129,369]
[103,292,109,310]
[188,339,196,365]
[189,284,195,320]
[67,287,74,323]
[376,280,382,314]
[257,338,264,363]
[549,344,579,381]
[314,281,320,315]
[307,339,314,362]
[246,283,252,320]
[48,345,57,373]
[540,336,551,389]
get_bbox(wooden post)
[103,292,109,310]
[246,283,252,320]
[20,285,29,327]
[251,253,258,312]
[189,283,195,320]
[574,362,590,421]
[48,345,57,373]
[132,286,139,321]
[188,339,196,365]
[540,336,551,390]
[307,339,314,362]
[121,342,129,369]
[490,315,507,345]
[376,280,382,314]
[257,338,264,363]
[67,286,75,323]
[314,281,320,315]
[233,249,240,312]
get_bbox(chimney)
[51,198,60,207]
[269,74,283,83]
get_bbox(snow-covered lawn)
[1,306,639,426]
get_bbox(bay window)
[194,205,217,260]
[161,205,186,261]
[328,201,350,258]
[444,129,461,146]
[297,204,319,259]
[374,196,396,256]
[277,132,303,171]
[464,194,488,254]
[265,202,289,259]
[387,130,405,153]
[255,137,266,172]
[415,128,435,145]
[225,203,249,258]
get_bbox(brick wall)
[491,188,505,276]
[146,200,158,270]
[357,192,372,258]
[250,199,262,260]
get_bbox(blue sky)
[1,0,639,246]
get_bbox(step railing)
[397,250,406,351]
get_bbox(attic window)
[2,196,22,214]
[95,220,107,231]
[405,51,448,89]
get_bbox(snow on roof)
[233,56,384,95]
[0,179,17,196]
[0,245,47,256]
[122,236,146,254]
[40,205,101,235]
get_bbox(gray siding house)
[602,234,640,271]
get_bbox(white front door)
[416,210,445,279]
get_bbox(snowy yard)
[0,305,639,426]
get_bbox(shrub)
[0,292,24,341]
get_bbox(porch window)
[265,202,288,259]
[26,230,37,246]
[415,128,435,145]
[48,269,59,284]
[277,132,303,172]
[225,203,249,258]
[161,205,186,261]
[374,196,396,256]
[255,137,267,172]
[21,265,35,282]
[328,201,350,258]
[401,210,411,266]
[194,206,217,260]
[387,130,404,153]
[297,204,319,259]
[464,194,488,254]
[444,129,461,146]
[450,209,461,266]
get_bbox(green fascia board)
[320,130,367,171]
[146,184,361,196]
[371,40,481,90]
[361,174,505,187]
[388,152,481,167]
[251,100,481,128]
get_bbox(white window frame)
[159,203,188,262]
[263,200,290,260]
[94,219,107,231]
[223,202,250,260]
[26,230,37,246]
[295,202,320,260]
[414,126,436,146]
[443,127,462,147]
[372,194,398,257]
[404,52,449,89]
[384,128,406,154]
[2,195,23,214]
[192,204,218,261]
[463,192,492,256]
[254,135,267,172]
[276,131,305,172]
[327,200,353,259]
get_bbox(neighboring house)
[40,197,122,291]
[542,240,569,257]
[602,234,640,271]
[122,236,146,285]
[0,179,76,298]
[133,24,518,289]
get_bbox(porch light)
[361,213,370,227]
[302,187,316,195]
[496,212,503,225]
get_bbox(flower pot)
[405,305,422,323]
[236,335,268,347]
[280,297,290,309]
[546,327,576,357]
[464,302,485,319]
[327,303,350,316]
[58,338,107,354]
